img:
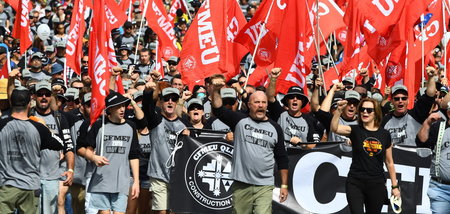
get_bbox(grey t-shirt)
[417,120,450,182]
[36,111,74,180]
[0,117,64,190]
[86,119,140,195]
[382,94,434,146]
[205,116,231,132]
[213,106,289,186]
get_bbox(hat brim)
[106,98,131,110]
[282,92,309,108]
[345,97,360,103]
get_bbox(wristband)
[281,184,288,189]
[391,185,399,189]
[67,169,74,173]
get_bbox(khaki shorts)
[149,178,169,211]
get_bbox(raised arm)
[330,100,351,136]
[310,77,323,112]
[266,68,281,103]
[211,77,225,109]
[320,82,343,112]
[417,113,441,143]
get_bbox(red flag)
[224,0,248,80]
[234,0,285,67]
[308,0,345,43]
[7,0,32,54]
[66,0,87,75]
[145,0,180,61]
[119,0,131,13]
[168,0,189,23]
[272,0,313,94]
[178,0,227,90]
[105,0,128,30]
[247,63,274,87]
[89,0,112,125]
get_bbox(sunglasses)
[36,92,52,97]
[239,81,245,85]
[168,62,177,66]
[162,95,179,102]
[286,94,303,100]
[67,98,80,104]
[81,60,88,64]
[393,97,408,101]
[345,85,354,89]
[360,107,374,113]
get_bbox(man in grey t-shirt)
[0,87,64,213]
[211,77,289,214]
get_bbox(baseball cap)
[306,74,314,85]
[135,79,146,88]
[123,21,133,29]
[372,93,383,102]
[44,45,55,53]
[105,90,130,109]
[133,91,143,100]
[390,195,402,214]
[149,42,157,50]
[187,98,204,111]
[119,44,131,52]
[51,63,64,75]
[220,88,237,99]
[282,86,309,108]
[168,56,179,64]
[161,87,180,97]
[344,90,361,102]
[391,84,408,95]
[0,79,7,100]
[51,78,67,91]
[342,76,355,87]
[35,81,52,92]
[82,92,91,104]
[81,66,88,74]
[65,88,79,100]
[10,86,31,107]
[122,79,132,90]
[31,52,44,60]
[22,69,31,79]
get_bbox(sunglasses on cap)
[360,107,374,114]
[36,92,52,97]
[162,95,179,102]
[393,97,408,101]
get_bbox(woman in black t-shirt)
[331,98,401,214]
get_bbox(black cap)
[0,46,7,54]
[123,21,133,29]
[105,90,130,110]
[11,87,31,107]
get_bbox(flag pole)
[182,0,193,20]
[443,0,448,77]
[421,14,425,88]
[128,0,133,21]
[100,111,105,157]
[319,28,342,92]
[241,0,276,90]
[309,0,327,96]
[134,0,150,63]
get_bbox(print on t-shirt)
[362,137,382,156]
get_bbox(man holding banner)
[211,75,289,214]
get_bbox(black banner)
[170,131,433,214]
[169,130,233,214]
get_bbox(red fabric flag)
[168,0,189,23]
[145,0,180,61]
[234,0,284,67]
[119,0,131,13]
[88,0,112,125]
[105,0,128,30]
[224,0,248,80]
[66,0,87,75]
[178,0,227,90]
[7,0,32,54]
[324,64,341,88]
[272,0,313,94]
[308,0,345,43]
[0,62,8,79]
[247,63,274,87]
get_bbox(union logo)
[185,142,234,210]
[362,137,382,156]
[182,56,196,71]
[257,48,272,62]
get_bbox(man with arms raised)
[211,76,289,214]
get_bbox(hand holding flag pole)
[134,0,150,63]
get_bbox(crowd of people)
[0,0,449,214]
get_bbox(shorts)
[89,192,128,212]
[141,179,151,190]
[149,178,169,210]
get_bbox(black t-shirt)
[348,124,392,181]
